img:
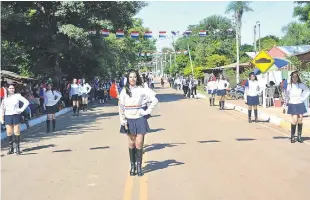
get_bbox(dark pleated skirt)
[247,95,259,106]
[4,114,21,125]
[120,117,149,135]
[217,89,226,96]
[46,105,58,114]
[287,103,307,115]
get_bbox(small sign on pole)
[251,51,275,73]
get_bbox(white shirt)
[79,83,92,94]
[123,77,127,86]
[216,80,230,90]
[285,83,310,105]
[44,90,62,107]
[119,86,158,125]
[0,94,29,116]
[69,84,80,97]
[244,80,261,97]
[207,81,217,91]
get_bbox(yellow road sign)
[251,51,275,73]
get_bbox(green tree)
[280,22,310,45]
[293,2,310,26]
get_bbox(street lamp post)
[235,12,240,84]
[256,21,261,51]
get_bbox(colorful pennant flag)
[199,30,207,37]
[144,31,152,38]
[184,30,192,36]
[130,31,139,39]
[159,31,166,38]
[101,29,110,37]
[116,30,124,38]
[88,30,96,35]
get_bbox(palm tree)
[225,1,253,46]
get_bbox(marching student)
[97,84,105,104]
[216,75,230,110]
[118,69,158,177]
[0,84,29,155]
[207,76,216,106]
[79,78,92,111]
[44,83,62,132]
[244,72,261,123]
[284,71,310,143]
[69,78,80,116]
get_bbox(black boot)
[248,110,252,123]
[73,106,76,116]
[15,135,22,155]
[136,148,144,176]
[212,98,215,106]
[297,123,303,143]
[254,109,258,122]
[291,124,296,143]
[76,106,80,116]
[219,101,222,110]
[46,120,50,133]
[222,101,225,110]
[52,119,56,132]
[129,148,136,176]
[7,136,14,155]
[85,104,88,111]
[209,98,212,106]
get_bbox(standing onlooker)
[44,83,62,132]
[0,84,29,155]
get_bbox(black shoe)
[136,149,144,176]
[219,101,222,110]
[297,123,303,143]
[248,110,252,123]
[291,124,296,143]
[46,120,50,133]
[222,101,225,110]
[7,136,14,155]
[15,135,22,155]
[129,148,136,176]
[209,98,212,106]
[52,119,56,132]
[254,109,258,122]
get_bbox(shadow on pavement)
[148,128,165,133]
[89,146,110,150]
[156,93,185,103]
[144,143,185,153]
[150,114,161,118]
[303,137,310,141]
[143,159,185,174]
[236,138,257,141]
[273,136,289,139]
[23,144,56,152]
[52,149,72,153]
[198,140,221,143]
[1,100,119,150]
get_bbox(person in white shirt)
[69,78,80,116]
[0,84,29,155]
[216,74,230,110]
[207,76,217,106]
[119,69,158,177]
[44,83,62,132]
[284,71,310,143]
[244,73,261,123]
[79,78,92,111]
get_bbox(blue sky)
[135,1,297,51]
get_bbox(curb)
[1,107,72,140]
[197,92,309,132]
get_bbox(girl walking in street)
[119,69,158,177]
[0,84,29,155]
[216,75,230,110]
[44,83,62,132]
[69,78,80,116]
[244,72,261,123]
[284,71,310,143]
[79,78,92,111]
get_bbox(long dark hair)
[290,71,302,86]
[249,72,258,81]
[46,83,55,95]
[125,69,143,97]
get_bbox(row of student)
[206,75,230,110]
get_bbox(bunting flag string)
[136,50,189,57]
[88,28,234,39]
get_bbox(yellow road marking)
[123,172,134,200]
[139,138,148,200]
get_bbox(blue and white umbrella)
[253,58,290,75]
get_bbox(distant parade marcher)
[119,69,158,176]
[0,84,29,155]
[161,77,164,88]
[44,83,62,132]
[79,78,92,111]
[192,78,198,98]
[216,75,230,110]
[69,78,81,116]
[244,72,261,123]
[97,84,105,104]
[182,77,189,97]
[207,76,216,106]
[284,71,310,143]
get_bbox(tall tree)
[293,1,310,26]
[225,1,253,45]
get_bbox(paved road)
[2,86,310,200]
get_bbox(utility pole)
[256,21,261,51]
[187,44,194,76]
[254,25,257,53]
[235,12,240,84]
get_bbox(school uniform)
[80,83,91,98]
[216,79,230,110]
[1,93,29,154]
[285,83,310,143]
[207,80,217,106]
[244,80,261,106]
[118,86,158,135]
[44,90,62,132]
[69,83,80,101]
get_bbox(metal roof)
[277,45,310,56]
